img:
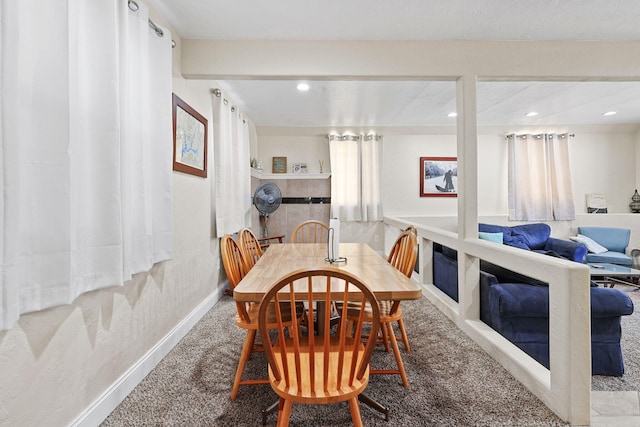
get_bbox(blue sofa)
[433,223,634,376]
[478,222,588,262]
[578,226,633,266]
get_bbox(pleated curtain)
[508,133,575,221]
[0,0,173,330]
[329,134,383,222]
[212,92,252,236]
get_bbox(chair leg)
[379,322,391,352]
[276,398,293,427]
[231,329,257,400]
[348,396,364,427]
[387,323,409,387]
[397,318,411,352]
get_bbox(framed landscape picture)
[172,93,208,178]
[420,156,458,197]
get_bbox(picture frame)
[292,163,302,173]
[420,156,458,197]
[172,93,207,177]
[586,193,608,213]
[272,156,287,173]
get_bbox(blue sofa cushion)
[586,251,634,266]
[479,231,504,243]
[510,223,551,250]
[479,223,531,250]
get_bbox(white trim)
[251,168,330,180]
[69,284,228,427]
[384,218,591,425]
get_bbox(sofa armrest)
[488,283,633,319]
[544,237,588,263]
[479,271,499,326]
[489,283,550,318]
[591,287,634,318]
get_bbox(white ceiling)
[150,0,640,127]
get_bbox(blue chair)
[578,226,632,266]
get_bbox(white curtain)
[508,133,575,221]
[329,134,383,221]
[212,91,252,236]
[0,0,173,330]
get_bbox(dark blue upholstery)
[432,240,634,376]
[479,223,588,262]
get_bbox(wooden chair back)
[238,228,264,269]
[388,229,418,278]
[220,235,252,324]
[258,267,380,405]
[290,220,330,243]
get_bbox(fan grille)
[253,182,281,216]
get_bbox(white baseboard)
[70,284,228,427]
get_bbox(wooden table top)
[233,242,423,302]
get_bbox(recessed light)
[525,111,539,117]
[447,112,457,117]
[296,83,310,91]
[603,111,617,116]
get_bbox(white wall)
[257,130,330,174]
[256,124,640,234]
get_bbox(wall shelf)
[251,168,330,180]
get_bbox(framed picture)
[420,157,457,197]
[292,163,302,173]
[272,156,287,173]
[172,93,207,178]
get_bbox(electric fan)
[253,182,282,238]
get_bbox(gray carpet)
[102,294,577,426]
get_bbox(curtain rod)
[327,134,383,141]
[506,133,575,140]
[211,88,229,105]
[128,0,176,48]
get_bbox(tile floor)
[591,391,640,426]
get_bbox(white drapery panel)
[212,90,252,236]
[508,133,575,221]
[329,134,383,222]
[0,0,173,330]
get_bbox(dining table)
[233,242,422,302]
[233,241,423,423]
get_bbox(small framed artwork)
[272,156,287,173]
[292,163,302,173]
[172,93,207,177]
[586,193,608,213]
[420,156,458,197]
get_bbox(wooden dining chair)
[345,227,418,387]
[258,267,380,427]
[238,228,264,269]
[220,235,302,400]
[290,220,329,243]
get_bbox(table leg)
[593,276,640,289]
